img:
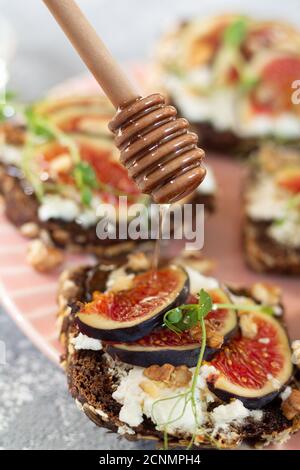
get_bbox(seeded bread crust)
[58,259,300,449]
[244,217,300,275]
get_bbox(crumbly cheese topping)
[280,386,292,402]
[105,267,134,292]
[112,363,263,439]
[72,333,102,351]
[0,144,22,165]
[268,211,300,249]
[211,400,263,430]
[246,176,300,248]
[185,266,219,294]
[246,177,288,222]
[112,365,216,433]
[291,340,300,366]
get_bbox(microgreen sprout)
[154,289,276,449]
[223,17,248,48]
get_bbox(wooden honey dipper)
[43,0,206,203]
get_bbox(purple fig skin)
[104,319,239,367]
[76,269,189,342]
[207,383,283,410]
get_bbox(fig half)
[209,311,293,409]
[105,288,238,367]
[77,266,189,342]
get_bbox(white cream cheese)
[38,195,80,222]
[105,267,134,292]
[280,386,292,401]
[211,400,263,430]
[246,177,287,221]
[112,366,209,434]
[291,340,300,366]
[72,333,102,351]
[185,266,219,294]
[268,212,300,249]
[112,363,263,438]
[38,193,105,228]
[0,144,22,165]
[163,72,300,138]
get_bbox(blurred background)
[1,0,300,100]
[0,0,299,451]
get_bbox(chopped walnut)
[139,380,160,398]
[127,252,150,271]
[20,222,40,239]
[27,239,64,272]
[207,330,224,349]
[143,364,192,388]
[251,282,281,306]
[281,389,300,420]
[240,313,258,339]
[190,322,224,349]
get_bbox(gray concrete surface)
[0,0,299,450]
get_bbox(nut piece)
[143,364,192,388]
[20,222,40,239]
[240,313,258,339]
[207,330,224,349]
[190,322,224,349]
[281,389,300,420]
[27,239,64,272]
[251,282,281,306]
[139,380,160,398]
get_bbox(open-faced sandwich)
[0,94,216,271]
[244,143,300,274]
[155,14,300,153]
[58,251,300,449]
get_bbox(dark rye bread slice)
[171,109,259,156]
[169,99,300,157]
[244,218,300,275]
[0,123,215,256]
[57,257,300,449]
[243,147,300,275]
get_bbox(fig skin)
[208,311,293,409]
[105,343,202,368]
[76,266,190,342]
[207,383,283,410]
[105,322,238,368]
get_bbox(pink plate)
[1,69,299,449]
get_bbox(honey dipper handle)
[43,0,139,108]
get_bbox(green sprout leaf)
[223,17,248,48]
[73,161,99,206]
[166,308,183,324]
[198,288,213,318]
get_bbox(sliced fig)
[77,266,189,342]
[209,311,293,409]
[105,288,238,367]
